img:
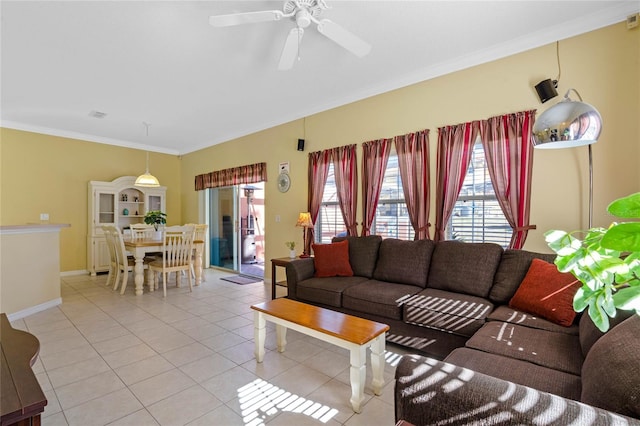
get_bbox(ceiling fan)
[209,0,371,70]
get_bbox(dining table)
[124,237,204,296]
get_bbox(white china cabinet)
[87,176,166,275]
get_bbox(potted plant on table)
[285,241,296,259]
[144,210,167,231]
[545,192,640,331]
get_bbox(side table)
[270,257,295,299]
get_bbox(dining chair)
[101,225,119,289]
[185,223,208,282]
[130,222,163,259]
[149,225,196,297]
[130,223,156,239]
[113,227,151,294]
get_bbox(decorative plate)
[277,173,291,193]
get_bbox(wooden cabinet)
[87,176,166,275]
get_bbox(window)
[372,153,415,240]
[316,164,346,243]
[447,141,512,247]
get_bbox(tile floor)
[11,268,413,426]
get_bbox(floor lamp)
[532,88,602,228]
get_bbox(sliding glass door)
[208,186,239,272]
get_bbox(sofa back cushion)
[372,238,435,287]
[490,249,556,304]
[581,314,640,418]
[332,235,382,278]
[427,241,503,298]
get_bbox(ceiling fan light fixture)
[209,0,370,70]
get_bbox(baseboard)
[7,298,62,322]
[60,269,89,277]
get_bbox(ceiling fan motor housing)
[284,0,325,27]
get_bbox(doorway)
[208,182,265,278]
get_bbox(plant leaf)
[588,299,610,332]
[573,287,590,312]
[601,223,640,252]
[612,286,640,310]
[607,192,640,218]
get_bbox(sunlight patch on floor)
[238,378,339,425]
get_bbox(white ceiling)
[2,1,638,155]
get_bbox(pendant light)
[135,122,160,187]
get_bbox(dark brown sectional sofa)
[285,235,640,424]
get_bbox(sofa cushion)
[342,279,422,320]
[427,241,503,298]
[581,315,640,419]
[488,306,579,335]
[296,276,368,307]
[332,235,382,278]
[508,258,581,327]
[403,288,493,337]
[490,249,557,304]
[445,347,582,401]
[372,239,434,287]
[579,309,636,357]
[312,240,353,277]
[465,321,583,375]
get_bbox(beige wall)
[182,22,639,275]
[1,22,638,278]
[0,226,65,316]
[0,129,182,271]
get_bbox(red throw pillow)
[509,258,581,326]
[312,240,353,278]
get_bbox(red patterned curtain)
[330,145,358,236]
[307,150,331,253]
[434,122,478,241]
[479,110,536,249]
[194,162,267,190]
[361,138,392,236]
[395,129,431,240]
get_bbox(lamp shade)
[135,151,160,187]
[134,173,160,187]
[295,212,313,228]
[532,98,602,149]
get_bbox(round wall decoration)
[277,173,291,193]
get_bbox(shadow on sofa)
[395,314,640,425]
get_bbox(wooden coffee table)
[251,298,389,413]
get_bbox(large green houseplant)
[545,192,640,331]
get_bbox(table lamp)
[295,212,314,257]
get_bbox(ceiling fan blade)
[209,10,284,27]
[316,19,371,58]
[278,27,304,71]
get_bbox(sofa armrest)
[285,258,315,300]
[395,354,640,426]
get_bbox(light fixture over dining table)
[135,122,160,188]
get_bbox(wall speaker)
[297,138,305,151]
[535,79,559,103]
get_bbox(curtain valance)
[194,162,267,191]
